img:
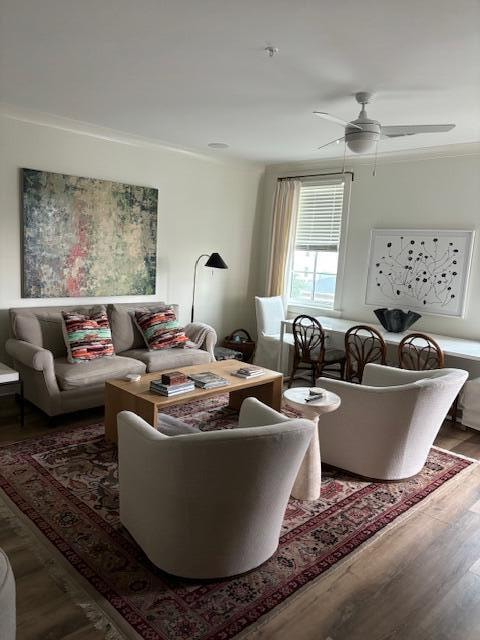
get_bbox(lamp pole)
[191,254,210,322]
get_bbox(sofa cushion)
[108,303,183,353]
[62,308,115,363]
[157,413,199,436]
[134,308,188,350]
[54,356,146,391]
[11,310,67,357]
[109,304,157,353]
[11,305,114,357]
[120,347,211,372]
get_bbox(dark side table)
[214,346,243,361]
[0,363,24,427]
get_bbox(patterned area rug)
[0,396,474,640]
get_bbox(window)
[288,178,350,310]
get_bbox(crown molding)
[267,140,480,175]
[2,101,477,173]
[0,102,264,172]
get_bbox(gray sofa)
[5,302,216,416]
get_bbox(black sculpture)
[374,308,421,333]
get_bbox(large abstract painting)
[22,169,158,298]
[365,229,475,317]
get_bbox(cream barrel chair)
[254,296,294,373]
[0,548,15,640]
[316,364,468,480]
[118,399,314,579]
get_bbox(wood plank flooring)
[1,396,480,640]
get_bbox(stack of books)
[188,371,229,389]
[150,371,195,396]
[231,366,264,379]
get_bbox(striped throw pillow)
[62,309,115,363]
[134,307,188,350]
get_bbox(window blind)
[295,181,344,251]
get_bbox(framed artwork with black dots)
[365,229,475,317]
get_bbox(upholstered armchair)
[118,398,314,579]
[316,364,468,480]
[0,548,15,640]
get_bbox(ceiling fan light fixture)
[346,131,380,153]
[314,92,456,156]
[345,120,381,153]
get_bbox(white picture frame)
[365,229,475,318]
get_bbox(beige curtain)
[267,178,301,296]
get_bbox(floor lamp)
[191,252,228,322]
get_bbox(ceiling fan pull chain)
[373,138,379,177]
[342,139,347,174]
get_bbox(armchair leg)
[450,396,459,427]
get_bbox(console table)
[0,363,24,427]
[278,315,480,372]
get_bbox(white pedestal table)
[284,387,341,501]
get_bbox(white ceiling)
[1,0,479,163]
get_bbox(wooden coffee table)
[104,359,283,442]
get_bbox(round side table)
[283,387,341,501]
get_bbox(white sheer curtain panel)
[267,178,301,296]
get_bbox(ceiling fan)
[314,92,455,154]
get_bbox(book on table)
[161,371,188,385]
[187,372,230,389]
[231,366,264,379]
[150,379,195,396]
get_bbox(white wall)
[0,111,264,359]
[259,145,480,370]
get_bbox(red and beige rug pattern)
[0,396,474,640]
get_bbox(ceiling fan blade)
[317,136,345,150]
[382,124,455,138]
[313,112,363,130]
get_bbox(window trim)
[285,173,352,314]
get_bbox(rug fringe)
[0,492,127,640]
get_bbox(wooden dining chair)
[398,333,445,371]
[288,315,346,388]
[344,325,387,383]
[398,332,459,424]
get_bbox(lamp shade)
[205,252,228,269]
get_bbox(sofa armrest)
[118,411,168,443]
[238,397,289,428]
[6,338,61,398]
[183,322,217,359]
[5,338,54,372]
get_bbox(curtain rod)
[278,170,354,182]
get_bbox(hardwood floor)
[1,397,480,640]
